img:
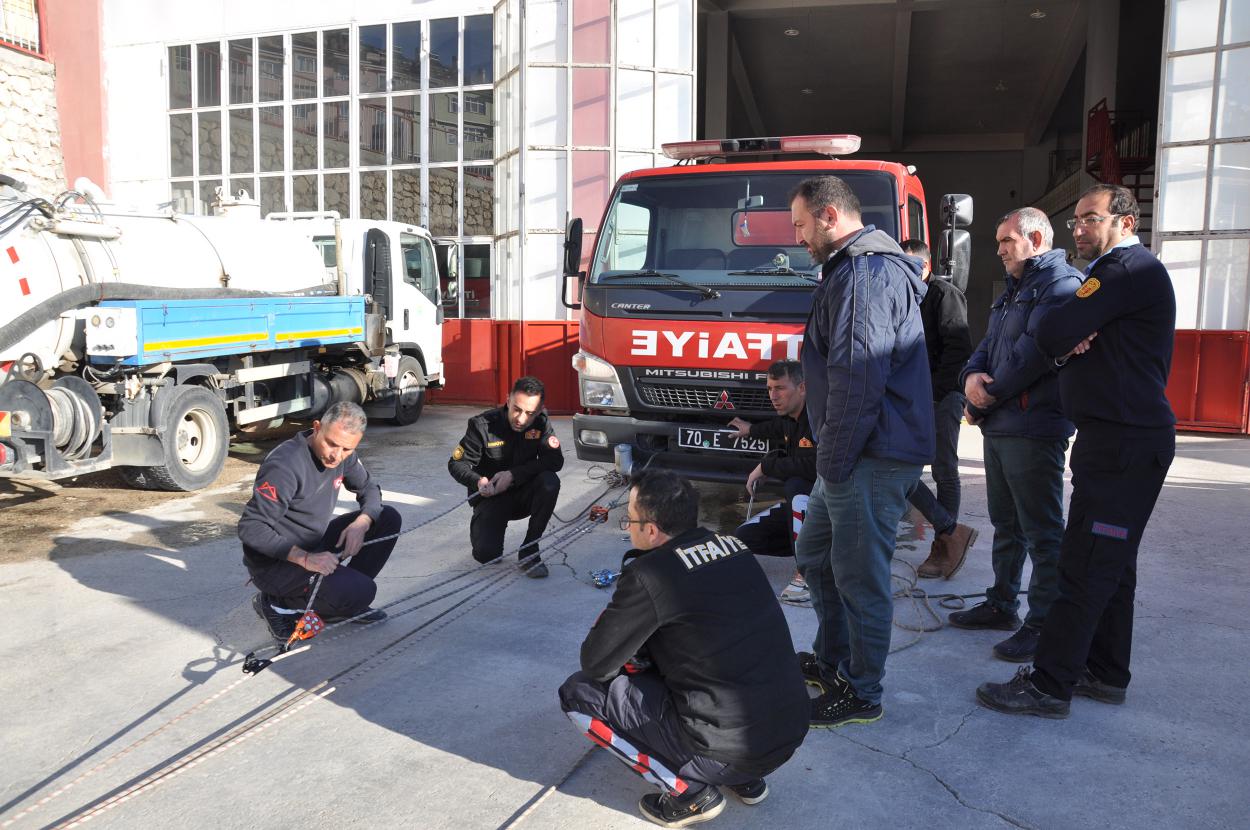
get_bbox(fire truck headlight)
[573,351,627,410]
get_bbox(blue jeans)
[982,435,1068,627]
[907,391,965,533]
[794,459,921,705]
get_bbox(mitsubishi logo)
[712,390,735,410]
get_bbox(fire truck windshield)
[589,170,898,286]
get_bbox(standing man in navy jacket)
[789,176,934,728]
[978,184,1175,718]
[948,208,1083,663]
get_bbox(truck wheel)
[391,355,427,426]
[125,385,230,492]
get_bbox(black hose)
[0,282,333,354]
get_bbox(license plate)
[676,428,768,454]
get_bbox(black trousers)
[1031,428,1174,700]
[247,505,401,617]
[734,477,812,557]
[559,670,758,795]
[470,471,561,563]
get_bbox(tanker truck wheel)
[390,355,427,426]
[119,385,229,492]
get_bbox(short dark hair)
[767,360,803,384]
[1079,183,1140,224]
[630,470,698,536]
[511,376,545,399]
[789,176,861,219]
[900,239,930,261]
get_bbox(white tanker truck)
[0,176,447,491]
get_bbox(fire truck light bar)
[661,134,861,160]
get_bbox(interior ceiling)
[703,0,1088,152]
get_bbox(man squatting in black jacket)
[726,359,817,604]
[241,401,401,641]
[559,470,809,828]
[448,376,564,579]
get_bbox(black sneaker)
[522,561,549,579]
[726,779,768,805]
[976,667,1070,719]
[1071,669,1127,705]
[810,683,883,728]
[323,607,388,624]
[948,601,1021,631]
[638,786,725,828]
[992,623,1041,662]
[797,651,847,693]
[251,593,297,642]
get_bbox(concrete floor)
[1,406,1247,829]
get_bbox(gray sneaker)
[779,576,810,605]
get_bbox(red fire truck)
[561,135,972,482]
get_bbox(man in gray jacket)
[950,207,1082,663]
[790,176,934,728]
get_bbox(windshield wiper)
[599,270,721,299]
[727,267,818,283]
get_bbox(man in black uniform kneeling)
[448,376,564,578]
[560,471,809,828]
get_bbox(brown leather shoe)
[919,524,978,579]
[916,538,945,579]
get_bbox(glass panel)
[1162,53,1214,143]
[360,170,387,219]
[171,182,194,214]
[463,92,493,162]
[463,243,491,318]
[655,0,692,71]
[293,174,318,211]
[196,42,221,107]
[198,111,221,175]
[229,177,256,201]
[360,25,386,93]
[618,0,654,66]
[229,109,253,173]
[292,103,317,170]
[618,69,653,149]
[259,176,285,216]
[430,92,458,163]
[1217,47,1250,138]
[393,95,421,164]
[292,32,317,99]
[1169,0,1220,51]
[392,21,421,92]
[1210,141,1250,230]
[1228,0,1250,44]
[197,180,220,215]
[1158,145,1209,232]
[169,45,192,108]
[392,169,423,225]
[464,166,493,235]
[360,99,387,166]
[464,15,492,85]
[572,0,610,63]
[229,39,253,104]
[437,243,460,316]
[258,36,284,102]
[400,232,439,304]
[324,172,349,217]
[322,29,349,97]
[258,106,283,172]
[429,166,458,236]
[170,113,193,176]
[323,102,350,168]
[1202,238,1250,328]
[655,73,692,147]
[430,18,459,88]
[573,68,610,146]
[1159,239,1203,328]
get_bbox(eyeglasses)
[619,516,650,531]
[1066,214,1122,230]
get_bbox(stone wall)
[0,47,66,198]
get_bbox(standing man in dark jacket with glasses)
[950,207,1082,663]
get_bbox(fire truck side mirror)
[941,194,973,229]
[562,218,585,310]
[938,229,972,293]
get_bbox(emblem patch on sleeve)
[256,482,278,502]
[1076,277,1101,298]
[524,429,541,439]
[548,435,561,449]
[799,437,814,448]
[451,445,465,461]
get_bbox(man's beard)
[807,239,835,265]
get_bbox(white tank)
[0,196,333,370]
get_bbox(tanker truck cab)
[562,134,973,482]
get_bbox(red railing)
[1086,98,1155,185]
[0,0,45,59]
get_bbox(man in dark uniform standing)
[977,184,1176,718]
[240,401,402,641]
[448,376,564,578]
[727,360,817,604]
[559,471,809,828]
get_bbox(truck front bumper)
[573,413,762,484]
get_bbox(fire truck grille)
[636,383,772,412]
